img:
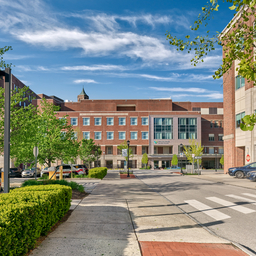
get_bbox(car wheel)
[235,171,244,179]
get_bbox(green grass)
[73,174,89,178]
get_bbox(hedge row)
[0,185,71,256]
[88,167,107,179]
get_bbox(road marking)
[184,199,230,221]
[242,193,256,199]
[206,197,255,214]
[226,194,256,206]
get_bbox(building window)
[142,146,148,154]
[119,132,126,140]
[236,112,245,128]
[209,108,217,114]
[218,134,223,141]
[192,107,201,111]
[131,132,137,140]
[107,132,114,140]
[178,118,197,139]
[142,117,148,125]
[235,75,245,90]
[142,132,148,140]
[130,117,137,125]
[71,118,78,126]
[107,146,113,155]
[59,117,67,124]
[119,117,126,125]
[154,118,173,140]
[95,132,102,140]
[210,121,213,128]
[83,118,90,126]
[72,132,78,140]
[209,134,215,141]
[219,121,222,128]
[83,132,90,139]
[214,121,218,128]
[61,131,66,138]
[95,117,102,126]
[219,147,224,154]
[107,117,114,126]
[209,147,214,154]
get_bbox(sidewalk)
[30,171,248,256]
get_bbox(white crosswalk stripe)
[242,193,256,198]
[184,199,231,221]
[206,197,255,214]
[226,194,256,206]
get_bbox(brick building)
[222,7,256,173]
[35,90,224,169]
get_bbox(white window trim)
[119,117,126,126]
[130,131,138,140]
[141,131,149,140]
[82,131,90,139]
[118,131,126,140]
[94,117,102,126]
[83,117,90,126]
[141,117,149,126]
[106,131,114,140]
[70,117,78,126]
[107,117,114,126]
[130,117,138,126]
[94,131,102,140]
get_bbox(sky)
[0,0,235,102]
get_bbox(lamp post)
[127,140,130,177]
[215,149,218,172]
[180,143,183,174]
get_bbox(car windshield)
[244,163,256,168]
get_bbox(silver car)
[22,168,40,178]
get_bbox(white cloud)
[15,65,49,72]
[171,93,223,99]
[61,64,126,71]
[74,79,97,84]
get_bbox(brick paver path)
[120,174,136,179]
[139,242,248,256]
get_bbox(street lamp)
[180,143,183,174]
[127,140,130,177]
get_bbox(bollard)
[59,165,63,180]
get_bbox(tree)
[141,153,148,167]
[0,86,38,166]
[220,154,224,167]
[117,141,133,162]
[183,139,204,168]
[79,139,101,168]
[36,98,77,167]
[166,0,256,130]
[171,154,178,166]
[0,46,13,68]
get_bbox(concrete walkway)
[30,171,248,256]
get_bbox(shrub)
[88,167,107,179]
[0,185,71,255]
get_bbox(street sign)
[195,156,202,159]
[122,149,127,157]
[180,153,183,157]
[192,154,195,158]
[33,146,39,157]
[246,154,250,162]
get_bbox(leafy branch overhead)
[166,0,256,131]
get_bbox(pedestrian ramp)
[184,193,256,221]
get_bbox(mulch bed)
[26,189,89,255]
[120,174,136,179]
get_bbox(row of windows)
[210,120,222,128]
[82,131,149,140]
[235,75,245,90]
[236,112,245,128]
[70,117,149,126]
[209,134,223,141]
[192,107,218,114]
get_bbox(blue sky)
[1,0,235,102]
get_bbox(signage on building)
[180,153,183,157]
[195,156,202,159]
[246,154,250,162]
[122,149,128,157]
[154,141,172,145]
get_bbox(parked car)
[246,171,256,181]
[9,168,22,178]
[71,164,88,175]
[40,167,49,177]
[22,168,41,178]
[228,162,256,178]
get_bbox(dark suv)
[228,162,256,178]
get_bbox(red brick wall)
[236,146,245,166]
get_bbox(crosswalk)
[184,193,256,221]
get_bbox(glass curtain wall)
[178,118,197,139]
[154,118,173,139]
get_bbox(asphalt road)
[135,170,256,255]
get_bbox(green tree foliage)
[166,0,256,130]
[36,98,77,167]
[0,86,38,166]
[220,154,224,166]
[79,139,102,168]
[171,154,178,166]
[141,153,148,167]
[0,46,13,68]
[117,141,133,162]
[183,139,204,165]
